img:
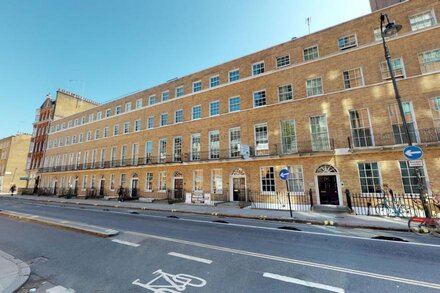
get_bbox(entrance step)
[312,205,351,214]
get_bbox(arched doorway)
[314,164,341,205]
[230,168,246,202]
[173,171,184,200]
[131,173,139,197]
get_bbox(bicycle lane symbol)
[132,269,207,292]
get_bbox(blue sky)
[0,0,371,138]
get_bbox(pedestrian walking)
[10,184,16,196]
[118,185,125,202]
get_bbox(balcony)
[39,139,335,173]
[348,127,440,149]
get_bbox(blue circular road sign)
[403,145,423,160]
[279,169,290,181]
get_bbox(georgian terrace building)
[39,0,440,207]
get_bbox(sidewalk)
[0,250,30,293]
[0,193,409,231]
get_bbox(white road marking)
[126,230,440,290]
[111,239,140,247]
[263,272,344,293]
[168,252,212,264]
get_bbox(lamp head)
[381,13,402,37]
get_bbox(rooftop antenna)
[306,17,311,34]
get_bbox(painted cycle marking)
[133,269,207,292]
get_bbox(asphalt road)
[0,197,439,292]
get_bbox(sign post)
[279,168,293,218]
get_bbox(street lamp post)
[380,13,431,218]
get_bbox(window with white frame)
[82,175,87,190]
[160,113,168,126]
[229,69,240,82]
[115,106,121,115]
[99,148,105,168]
[358,162,381,193]
[253,90,266,107]
[125,102,131,112]
[287,165,304,193]
[210,75,220,87]
[209,130,220,159]
[68,120,73,128]
[158,138,167,163]
[113,124,119,136]
[193,170,203,191]
[105,109,111,117]
[303,46,319,61]
[210,100,220,116]
[175,86,184,97]
[229,127,241,158]
[211,169,222,194]
[158,171,167,191]
[306,77,323,96]
[388,102,418,144]
[276,55,290,68]
[120,145,127,166]
[280,120,297,154]
[193,81,202,92]
[161,91,169,101]
[62,122,66,130]
[103,127,109,138]
[91,149,97,169]
[310,115,331,151]
[252,62,264,75]
[72,135,77,144]
[429,97,440,138]
[418,48,440,74]
[343,68,364,89]
[399,161,427,194]
[83,151,88,170]
[148,95,156,105]
[229,96,240,112]
[132,143,139,165]
[145,172,153,191]
[94,129,100,139]
[136,98,143,109]
[349,109,373,147]
[87,131,92,141]
[191,133,201,161]
[110,174,115,191]
[192,105,201,120]
[145,141,153,163]
[175,109,183,123]
[260,167,275,193]
[278,85,293,102]
[74,118,79,126]
[147,116,154,129]
[120,173,126,188]
[173,137,182,162]
[123,122,130,134]
[134,119,141,131]
[254,123,269,155]
[410,10,436,31]
[110,146,117,167]
[373,27,392,42]
[338,34,357,50]
[380,58,405,79]
[97,112,102,120]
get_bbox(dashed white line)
[168,252,212,264]
[111,239,140,247]
[263,272,344,293]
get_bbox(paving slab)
[0,250,30,293]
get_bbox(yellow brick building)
[0,134,32,193]
[39,0,440,207]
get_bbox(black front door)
[131,179,139,197]
[318,175,339,205]
[174,178,184,200]
[233,178,245,201]
[99,180,105,196]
